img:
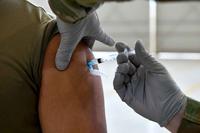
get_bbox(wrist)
[165,102,186,133]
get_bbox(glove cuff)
[160,94,187,127]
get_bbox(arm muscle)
[39,35,107,133]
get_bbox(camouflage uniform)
[177,97,200,133]
[48,0,200,132]
[48,0,102,23]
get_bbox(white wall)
[157,2,200,53]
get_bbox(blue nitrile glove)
[56,12,115,70]
[113,41,187,126]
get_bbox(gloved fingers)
[113,63,131,93]
[114,72,135,102]
[114,62,138,102]
[115,42,131,53]
[116,63,130,74]
[57,17,83,33]
[115,42,138,74]
[94,29,115,46]
[55,33,79,70]
[86,12,115,46]
[115,85,127,101]
[135,40,151,67]
[117,53,128,64]
[82,37,95,49]
[113,72,125,89]
[56,11,115,70]
[124,75,131,84]
[116,54,136,75]
[128,54,140,67]
[115,41,140,67]
[135,40,165,72]
[114,77,135,103]
[128,66,146,101]
[56,17,68,32]
[122,82,135,104]
[128,62,136,75]
[116,62,136,82]
[113,71,128,100]
[117,67,144,104]
[56,16,87,70]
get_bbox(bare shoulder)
[39,34,107,133]
[42,34,94,75]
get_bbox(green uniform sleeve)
[178,97,200,133]
[48,0,102,23]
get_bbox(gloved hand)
[113,41,187,126]
[56,12,115,70]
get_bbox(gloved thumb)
[135,40,158,70]
[88,13,115,46]
[93,28,115,46]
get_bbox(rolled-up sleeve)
[48,0,101,23]
[178,98,200,133]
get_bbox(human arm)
[166,103,185,133]
[177,98,200,133]
[157,97,200,133]
[39,34,107,133]
[113,41,200,133]
[166,97,200,133]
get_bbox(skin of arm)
[39,34,107,133]
[165,104,186,133]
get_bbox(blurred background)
[28,0,200,132]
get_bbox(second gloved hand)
[113,41,187,126]
[56,12,115,70]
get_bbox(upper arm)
[39,35,107,133]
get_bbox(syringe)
[87,50,135,76]
[92,53,119,64]
[90,49,135,65]
[87,44,135,76]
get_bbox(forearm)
[166,97,200,133]
[165,103,186,133]
[177,98,200,133]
